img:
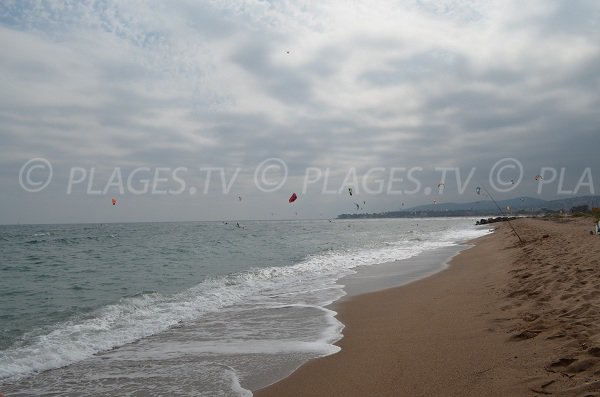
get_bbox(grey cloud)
[414,0,485,24]
[230,39,315,105]
[536,0,600,37]
[179,2,241,39]
[560,55,600,92]
[360,50,467,86]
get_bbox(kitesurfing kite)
[111,197,117,206]
[289,192,298,203]
[476,186,481,195]
[354,202,360,210]
[348,187,353,196]
[238,196,242,201]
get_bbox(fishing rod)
[481,186,524,245]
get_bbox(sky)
[1,0,599,224]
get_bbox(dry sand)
[255,217,600,396]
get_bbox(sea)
[0,218,488,396]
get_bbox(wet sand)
[255,217,600,396]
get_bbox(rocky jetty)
[475,216,517,225]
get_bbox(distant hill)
[337,195,600,219]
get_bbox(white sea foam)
[222,365,253,397]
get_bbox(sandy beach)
[255,218,600,396]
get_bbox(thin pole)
[482,186,524,244]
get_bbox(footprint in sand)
[547,357,577,371]
[510,330,540,341]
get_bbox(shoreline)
[247,240,483,393]
[338,241,481,299]
[255,218,600,396]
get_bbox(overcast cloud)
[1,0,599,223]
